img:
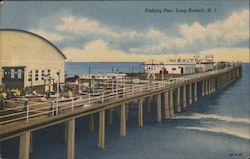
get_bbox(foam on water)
[177,126,250,140]
[173,113,250,124]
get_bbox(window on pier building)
[10,69,15,79]
[48,69,51,77]
[41,70,45,80]
[17,69,22,79]
[35,70,39,81]
[28,70,32,81]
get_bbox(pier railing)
[0,65,239,126]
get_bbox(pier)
[0,64,242,159]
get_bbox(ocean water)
[65,62,143,76]
[1,63,249,159]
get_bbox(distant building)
[144,59,196,75]
[144,63,196,75]
[0,29,66,92]
[144,56,214,76]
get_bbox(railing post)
[102,92,104,103]
[71,98,74,111]
[116,88,118,99]
[88,94,91,106]
[132,86,135,95]
[26,105,29,123]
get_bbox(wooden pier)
[0,64,242,159]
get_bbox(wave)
[177,126,250,140]
[173,113,250,124]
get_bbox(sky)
[0,1,249,62]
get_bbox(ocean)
[1,62,249,159]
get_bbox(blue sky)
[0,1,249,62]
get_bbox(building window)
[41,70,45,80]
[11,69,15,79]
[172,68,176,70]
[28,70,32,81]
[1,69,4,78]
[35,70,39,81]
[17,69,22,79]
[48,69,51,77]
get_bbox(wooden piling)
[202,80,205,96]
[29,133,33,154]
[194,82,197,102]
[138,98,143,128]
[156,94,162,123]
[108,109,113,125]
[183,85,187,108]
[19,131,31,159]
[206,78,209,95]
[170,89,174,117]
[189,83,193,104]
[67,118,75,159]
[64,122,68,143]
[89,114,94,132]
[98,110,105,149]
[120,104,126,136]
[125,103,128,121]
[177,87,181,112]
[164,91,170,119]
[146,97,151,113]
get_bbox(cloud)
[130,28,190,54]
[29,29,71,43]
[179,9,249,43]
[33,8,248,62]
[63,39,249,62]
[131,9,249,55]
[56,16,139,39]
[200,47,249,62]
[63,39,153,62]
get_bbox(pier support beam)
[67,118,75,159]
[125,104,128,121]
[170,89,174,117]
[183,85,187,109]
[120,104,126,136]
[206,78,209,95]
[156,94,162,123]
[209,78,212,94]
[177,87,181,112]
[194,82,197,102]
[28,133,33,154]
[146,97,151,113]
[212,77,215,93]
[108,109,113,125]
[64,123,68,143]
[89,114,95,132]
[19,131,31,159]
[189,83,193,105]
[164,91,170,119]
[98,110,105,149]
[138,98,143,128]
[202,80,205,96]
[212,77,214,92]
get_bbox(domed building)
[0,29,66,92]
